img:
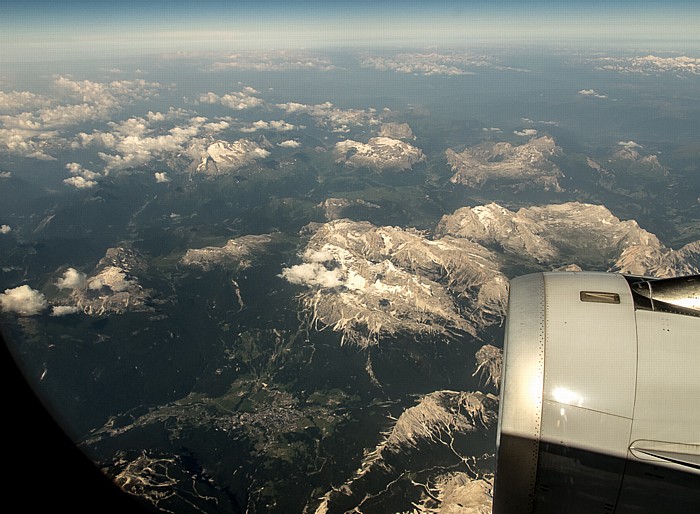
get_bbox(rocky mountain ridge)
[446,135,564,191]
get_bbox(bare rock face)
[334,136,424,171]
[378,121,414,140]
[615,240,700,278]
[61,247,152,315]
[446,135,564,191]
[589,144,670,199]
[280,219,507,347]
[318,197,380,221]
[282,202,695,348]
[612,146,665,173]
[473,344,502,389]
[413,473,493,514]
[383,390,497,452]
[195,139,270,174]
[181,234,275,271]
[314,390,498,513]
[437,202,661,268]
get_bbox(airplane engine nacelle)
[493,272,700,514]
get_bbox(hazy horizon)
[2,0,700,62]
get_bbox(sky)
[1,1,700,61]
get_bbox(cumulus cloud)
[63,162,101,188]
[198,92,221,104]
[360,51,529,76]
[54,76,162,108]
[578,89,607,99]
[51,305,79,316]
[593,55,700,75]
[210,51,336,72]
[199,87,264,111]
[0,77,163,160]
[280,262,344,288]
[240,119,296,133]
[64,176,97,189]
[0,285,47,316]
[514,128,538,136]
[361,52,479,76]
[220,91,264,110]
[276,101,381,132]
[278,140,301,148]
[618,140,643,149]
[66,162,100,180]
[78,112,211,171]
[57,268,87,290]
[203,120,230,133]
[154,172,170,183]
[0,126,58,160]
[0,90,52,113]
[0,224,10,234]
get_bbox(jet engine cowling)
[493,272,700,514]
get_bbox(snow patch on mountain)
[195,139,271,174]
[334,137,424,171]
[281,220,507,347]
[437,202,661,269]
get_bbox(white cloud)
[210,51,336,72]
[618,140,643,149]
[56,268,87,290]
[198,92,221,104]
[54,76,162,107]
[514,128,538,136]
[0,77,163,160]
[593,55,700,75]
[197,88,264,110]
[360,51,529,76]
[276,101,318,114]
[240,119,296,133]
[280,262,344,288]
[154,172,170,183]
[0,285,47,316]
[578,89,607,99]
[80,113,211,171]
[220,91,264,110]
[0,126,58,160]
[51,305,79,316]
[0,90,52,113]
[66,162,100,180]
[276,101,380,131]
[278,140,301,148]
[64,176,97,189]
[0,224,10,234]
[361,53,476,76]
[203,120,230,132]
[64,162,102,188]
